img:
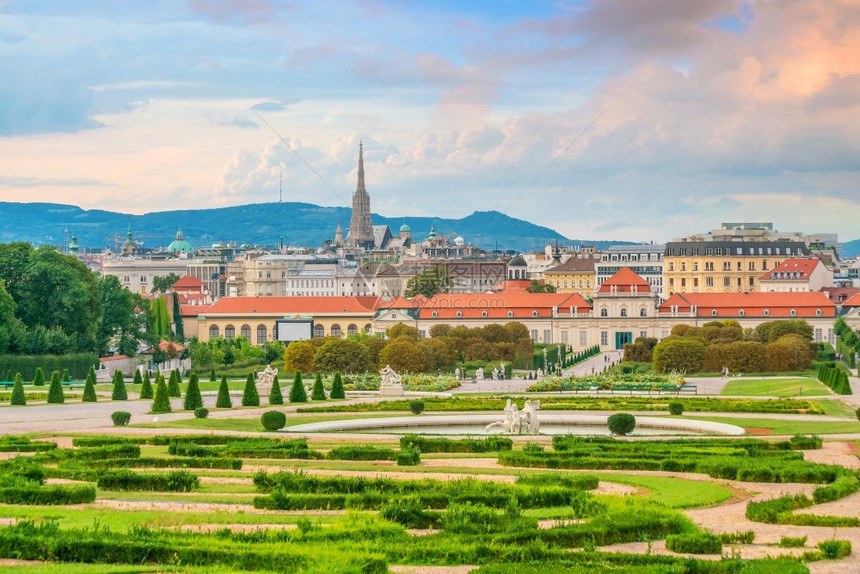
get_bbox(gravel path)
[803,441,860,469]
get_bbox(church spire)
[348,140,375,249]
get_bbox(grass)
[720,377,831,397]
[813,399,858,418]
[133,413,397,432]
[597,473,732,508]
[679,416,860,435]
[1,565,267,574]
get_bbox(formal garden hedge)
[400,434,513,453]
[96,469,200,492]
[0,353,98,381]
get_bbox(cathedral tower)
[348,141,375,249]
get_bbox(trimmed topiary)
[396,448,421,466]
[216,375,232,408]
[62,368,71,382]
[311,372,326,401]
[10,373,25,406]
[242,373,260,407]
[151,378,172,414]
[33,367,45,387]
[112,370,128,401]
[210,368,217,382]
[111,411,131,426]
[139,371,153,400]
[607,412,636,436]
[183,371,203,411]
[133,369,142,385]
[82,367,97,402]
[261,410,286,431]
[330,371,345,399]
[168,369,181,397]
[668,402,684,416]
[47,370,64,404]
[194,407,209,419]
[289,371,307,403]
[409,401,425,415]
[269,375,283,405]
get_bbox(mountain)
[0,201,633,253]
[843,239,860,259]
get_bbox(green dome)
[167,229,194,252]
[399,222,411,233]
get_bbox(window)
[640,331,647,338]
[816,309,822,317]
[669,262,674,271]
[240,324,251,340]
[711,309,718,317]
[256,325,267,344]
[224,325,235,340]
[693,278,699,288]
[724,277,731,287]
[640,307,647,317]
[543,329,551,343]
[749,277,755,287]
[481,311,488,318]
[209,325,219,338]
[790,309,796,317]
[748,262,755,271]
[364,324,372,333]
[693,262,698,271]
[706,276,713,287]
[532,311,538,317]
[620,308,627,317]
[600,308,608,317]
[561,330,568,344]
[347,324,358,336]
[507,311,514,318]
[681,262,686,271]
[330,324,342,337]
[600,331,608,346]
[140,276,146,283]
[531,329,538,341]
[456,311,463,318]
[681,278,686,288]
[669,278,674,287]
[738,309,745,317]
[579,331,587,346]
[763,260,768,270]
[431,311,437,318]
[314,324,325,337]
[763,310,769,317]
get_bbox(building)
[377,260,507,299]
[347,142,375,249]
[596,244,664,295]
[759,258,833,293]
[226,252,335,297]
[543,258,599,297]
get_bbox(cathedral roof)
[167,228,194,252]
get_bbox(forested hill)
[0,201,634,253]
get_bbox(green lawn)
[597,473,732,508]
[814,399,858,418]
[2,565,264,574]
[682,415,860,435]
[720,377,831,397]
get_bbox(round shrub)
[409,400,425,415]
[194,407,209,419]
[668,402,684,416]
[261,410,286,431]
[607,412,636,436]
[111,411,131,426]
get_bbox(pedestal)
[380,385,404,397]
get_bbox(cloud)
[0,175,114,188]
[220,117,259,129]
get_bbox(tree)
[388,324,420,341]
[311,372,326,400]
[183,372,203,411]
[241,373,260,406]
[283,341,315,373]
[33,367,45,387]
[97,274,145,357]
[168,369,181,397]
[111,370,128,401]
[172,293,184,340]
[405,266,452,298]
[754,319,813,344]
[289,371,308,403]
[62,368,71,382]
[624,337,658,363]
[503,322,534,361]
[82,367,98,402]
[151,273,181,293]
[132,369,142,385]
[607,413,636,436]
[378,338,427,373]
[210,368,217,382]
[360,336,389,370]
[525,280,555,293]
[653,338,707,374]
[330,372,345,399]
[47,370,64,404]
[151,378,172,414]
[419,338,458,372]
[216,375,232,408]
[10,373,25,406]
[138,371,153,400]
[269,375,283,405]
[429,324,452,338]
[314,338,371,373]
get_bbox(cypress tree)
[112,370,128,401]
[241,372,260,406]
[33,367,45,387]
[311,372,326,400]
[151,378,172,414]
[210,368,217,382]
[168,369,181,397]
[82,368,97,402]
[289,371,307,403]
[10,373,25,406]
[330,371,345,399]
[183,371,203,411]
[133,369,143,385]
[216,375,232,408]
[139,371,153,399]
[47,370,64,404]
[62,368,71,382]
[269,375,283,405]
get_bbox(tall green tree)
[139,371,153,399]
[289,371,308,403]
[405,266,453,298]
[111,370,128,401]
[82,367,97,402]
[183,372,203,410]
[96,274,146,357]
[311,372,326,400]
[172,293,184,340]
[132,369,142,385]
[330,372,345,399]
[216,375,232,408]
[47,370,64,404]
[10,373,25,406]
[150,378,172,414]
[151,273,181,293]
[168,369,181,397]
[314,339,371,373]
[241,373,259,406]
[269,375,283,405]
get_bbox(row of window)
[598,307,648,317]
[669,276,756,288]
[667,246,796,257]
[669,260,769,272]
[207,323,372,341]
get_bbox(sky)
[0,0,858,243]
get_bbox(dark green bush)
[46,370,64,404]
[818,539,852,559]
[82,367,98,402]
[261,410,286,431]
[10,373,25,406]
[400,434,512,453]
[150,378,172,414]
[668,402,684,415]
[242,373,259,407]
[789,434,822,450]
[665,532,722,554]
[719,531,755,544]
[0,484,96,505]
[269,375,283,405]
[396,448,421,466]
[607,413,636,435]
[329,371,345,399]
[111,411,131,426]
[310,373,326,401]
[380,497,441,529]
[97,470,199,492]
[327,446,395,461]
[183,372,203,411]
[168,369,181,397]
[194,407,209,419]
[216,375,232,408]
[111,370,127,401]
[409,400,425,415]
[289,371,307,403]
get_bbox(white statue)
[454,367,461,380]
[486,399,519,433]
[380,364,402,388]
[520,399,541,434]
[491,368,498,380]
[485,399,540,434]
[536,368,543,379]
[475,367,484,381]
[256,364,278,386]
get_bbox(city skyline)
[0,1,858,243]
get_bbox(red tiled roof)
[597,268,651,293]
[171,275,205,290]
[410,292,591,319]
[842,293,860,308]
[489,279,533,293]
[100,355,130,362]
[819,287,859,304]
[201,296,381,315]
[759,258,822,281]
[180,304,210,317]
[659,292,835,318]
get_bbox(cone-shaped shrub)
[311,372,326,400]
[133,369,142,385]
[210,368,217,382]
[151,378,172,414]
[289,371,307,403]
[216,375,232,408]
[330,371,345,399]
[139,371,153,400]
[112,370,128,401]
[269,375,283,405]
[10,373,25,406]
[82,368,97,402]
[168,369,181,397]
[33,367,45,387]
[242,373,259,406]
[183,371,203,411]
[62,368,71,382]
[47,370,64,404]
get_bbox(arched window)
[763,310,770,317]
[481,311,488,318]
[790,309,797,317]
[640,307,647,317]
[364,324,372,333]
[600,308,608,317]
[738,309,745,317]
[620,308,628,317]
[209,325,219,338]
[711,309,718,316]
[816,309,822,317]
[240,324,251,340]
[347,324,358,336]
[330,324,342,337]
[532,311,538,318]
[256,324,267,344]
[313,324,325,338]
[507,311,514,318]
[224,324,235,340]
[456,311,462,318]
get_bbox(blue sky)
[0,0,858,242]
